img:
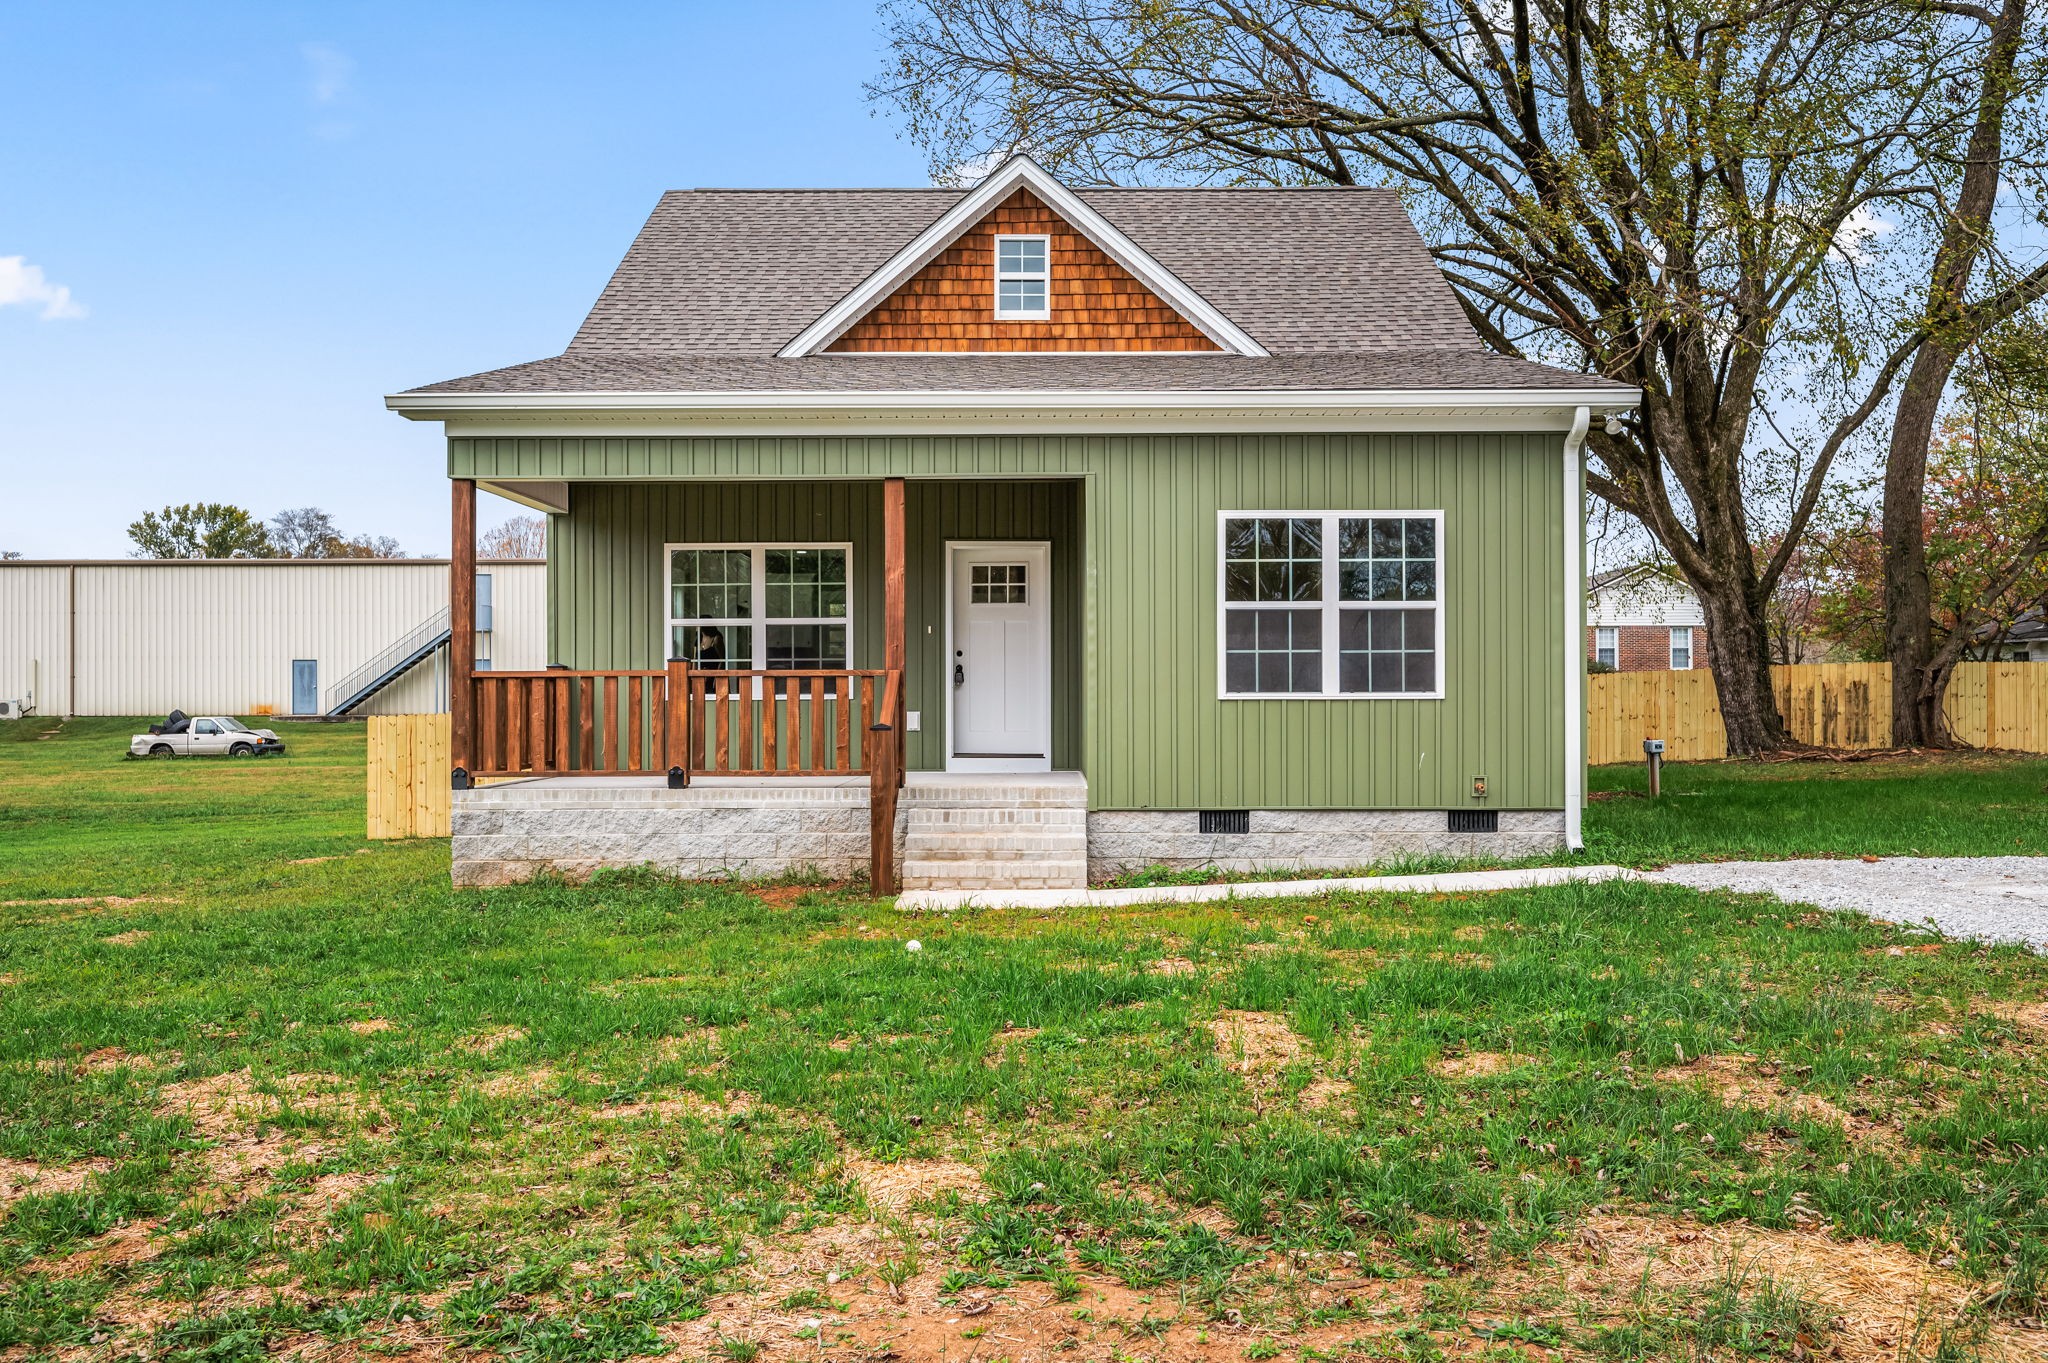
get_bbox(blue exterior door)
[292,660,318,716]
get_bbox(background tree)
[478,515,547,559]
[873,0,1989,753]
[1878,0,2048,743]
[267,507,407,559]
[0,551,22,561]
[1817,400,2048,696]
[127,504,272,559]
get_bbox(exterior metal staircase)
[325,607,450,716]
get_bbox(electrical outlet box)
[906,710,921,732]
[1471,774,1489,799]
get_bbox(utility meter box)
[1643,738,1665,755]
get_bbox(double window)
[994,234,1050,319]
[1218,512,1444,698]
[667,544,851,672]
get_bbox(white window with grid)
[1217,511,1444,699]
[993,234,1050,319]
[1670,626,1693,670]
[666,544,852,675]
[1595,627,1618,668]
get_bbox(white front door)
[948,542,1052,773]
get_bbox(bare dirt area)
[0,1156,113,1208]
[1657,1053,1907,1151]
[1541,1213,2038,1363]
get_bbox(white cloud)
[1832,203,1896,264]
[0,256,86,320]
[301,42,353,104]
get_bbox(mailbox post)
[1643,738,1665,798]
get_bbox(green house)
[390,156,1637,896]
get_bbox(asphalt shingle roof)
[404,184,1632,398]
[408,351,1624,396]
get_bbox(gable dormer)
[780,156,1267,358]
[825,188,1222,353]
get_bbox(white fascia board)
[773,155,1270,358]
[389,386,1640,421]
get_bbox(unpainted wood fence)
[367,714,452,839]
[1587,661,2048,764]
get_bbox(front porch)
[450,770,1090,889]
[445,471,1089,891]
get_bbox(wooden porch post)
[883,476,906,785]
[450,478,476,789]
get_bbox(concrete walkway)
[1646,855,2048,951]
[894,863,1638,911]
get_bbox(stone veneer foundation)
[1086,809,1565,874]
[452,779,1566,887]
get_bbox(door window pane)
[969,563,1027,604]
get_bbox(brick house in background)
[1587,565,1704,672]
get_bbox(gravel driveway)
[1648,856,2048,950]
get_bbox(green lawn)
[1,717,2045,1362]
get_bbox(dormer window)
[994,234,1050,320]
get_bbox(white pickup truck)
[129,715,285,759]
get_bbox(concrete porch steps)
[899,773,1089,892]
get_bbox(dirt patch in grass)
[983,1025,1040,1067]
[841,1153,985,1215]
[1432,1050,1522,1079]
[1657,1054,1903,1149]
[41,1044,170,1076]
[100,930,153,946]
[1548,1212,2036,1363]
[1208,1010,1306,1072]
[457,1026,526,1054]
[475,1066,558,1098]
[347,1017,397,1035]
[0,1156,114,1207]
[596,1088,754,1122]
[1,895,175,909]
[1981,998,2048,1035]
[754,879,851,908]
[1148,956,1199,975]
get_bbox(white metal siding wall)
[0,566,72,714]
[0,561,544,717]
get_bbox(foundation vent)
[1447,810,1499,834]
[1199,810,1251,835]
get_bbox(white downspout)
[1563,407,1590,851]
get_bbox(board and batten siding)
[461,432,1566,811]
[0,560,545,717]
[549,480,1083,773]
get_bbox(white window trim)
[1669,625,1693,670]
[663,541,855,684]
[1215,509,1446,701]
[993,233,1051,321]
[1595,626,1618,668]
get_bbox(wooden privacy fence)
[1588,661,2048,763]
[367,713,451,839]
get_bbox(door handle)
[954,661,965,686]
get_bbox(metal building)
[0,559,545,718]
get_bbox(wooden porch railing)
[462,662,906,891]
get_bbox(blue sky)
[0,2,928,558]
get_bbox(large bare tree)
[1878,0,2048,744]
[872,0,1988,753]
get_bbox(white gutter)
[1562,405,1590,851]
[387,386,1638,417]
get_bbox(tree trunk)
[1691,569,1786,756]
[1881,344,1955,746]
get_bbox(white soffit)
[775,155,1271,359]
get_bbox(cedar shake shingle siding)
[827,189,1220,353]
